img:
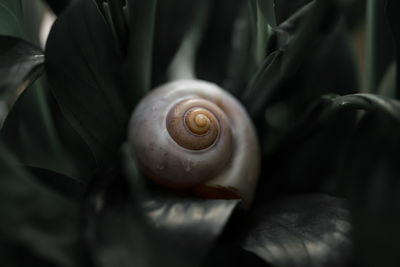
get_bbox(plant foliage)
[1,0,400,266]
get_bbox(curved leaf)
[274,0,312,24]
[155,0,209,83]
[0,0,23,37]
[241,194,353,267]
[315,93,400,122]
[45,0,129,164]
[261,93,400,194]
[27,166,86,200]
[1,77,96,183]
[1,1,48,45]
[0,35,44,98]
[142,192,241,266]
[44,0,74,15]
[85,146,242,267]
[21,0,49,47]
[0,142,87,267]
[203,246,270,267]
[242,0,356,120]
[86,178,241,267]
[341,111,400,267]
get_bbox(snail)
[128,79,260,206]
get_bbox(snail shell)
[128,80,260,205]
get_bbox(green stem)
[365,0,377,93]
[96,0,128,56]
[107,0,128,54]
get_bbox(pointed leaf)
[27,166,86,200]
[45,0,129,164]
[44,0,74,15]
[1,78,96,183]
[274,0,312,24]
[242,0,353,119]
[154,0,209,83]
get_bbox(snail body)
[128,80,260,205]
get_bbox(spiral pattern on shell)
[128,80,260,205]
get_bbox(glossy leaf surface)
[86,148,242,267]
[242,194,352,267]
[86,177,241,267]
[0,35,44,97]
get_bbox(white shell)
[128,79,260,205]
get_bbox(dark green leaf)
[195,0,247,89]
[386,0,400,98]
[203,246,270,267]
[1,77,96,183]
[0,35,44,98]
[268,1,315,50]
[224,0,276,96]
[21,0,48,46]
[1,1,49,45]
[44,0,74,15]
[242,0,351,119]
[142,192,241,266]
[45,0,129,164]
[153,0,209,84]
[0,0,23,37]
[378,62,396,98]
[85,177,160,267]
[274,0,312,24]
[241,194,353,267]
[0,142,87,267]
[341,111,400,267]
[95,0,129,56]
[86,147,241,267]
[127,0,157,103]
[86,178,241,267]
[27,166,86,200]
[365,0,395,94]
[315,93,400,122]
[262,93,400,196]
[0,100,7,125]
